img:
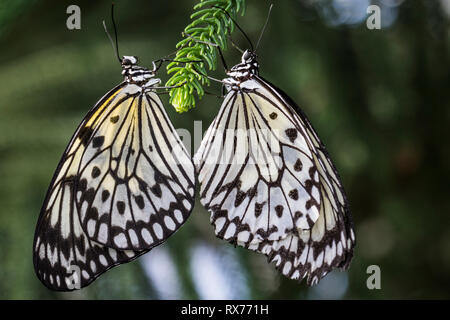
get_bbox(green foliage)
[165,0,246,112]
[0,0,36,37]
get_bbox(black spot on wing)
[81,188,95,205]
[306,215,315,228]
[110,115,120,123]
[91,166,101,178]
[304,180,314,193]
[255,202,264,218]
[256,225,278,239]
[138,180,148,192]
[86,207,99,221]
[78,126,94,147]
[150,184,162,198]
[154,171,166,184]
[78,178,87,192]
[285,128,298,143]
[289,189,299,200]
[309,166,318,182]
[101,190,110,202]
[269,112,278,119]
[275,205,284,217]
[116,201,125,214]
[294,211,303,219]
[234,191,246,207]
[92,136,105,148]
[294,159,303,171]
[134,195,145,209]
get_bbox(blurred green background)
[0,0,449,299]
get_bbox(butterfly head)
[225,50,259,86]
[121,55,155,85]
[121,55,139,68]
[241,50,257,65]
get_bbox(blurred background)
[0,0,449,299]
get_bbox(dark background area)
[0,0,449,299]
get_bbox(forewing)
[195,79,321,245]
[33,84,146,291]
[34,83,195,290]
[195,77,355,285]
[254,78,355,284]
[76,90,195,250]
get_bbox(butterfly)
[33,53,195,291]
[194,48,355,285]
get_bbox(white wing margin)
[194,77,355,285]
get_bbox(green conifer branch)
[166,0,246,112]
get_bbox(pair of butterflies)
[33,35,355,292]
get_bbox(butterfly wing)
[34,83,195,290]
[75,88,195,250]
[255,78,355,285]
[194,76,354,285]
[33,181,145,290]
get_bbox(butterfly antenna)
[255,4,273,52]
[162,47,184,59]
[212,5,253,52]
[103,4,121,64]
[111,4,121,61]
[228,35,244,54]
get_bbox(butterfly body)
[224,51,259,88]
[120,56,158,86]
[195,50,355,285]
[34,55,195,290]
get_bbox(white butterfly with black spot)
[194,50,355,285]
[33,55,195,290]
